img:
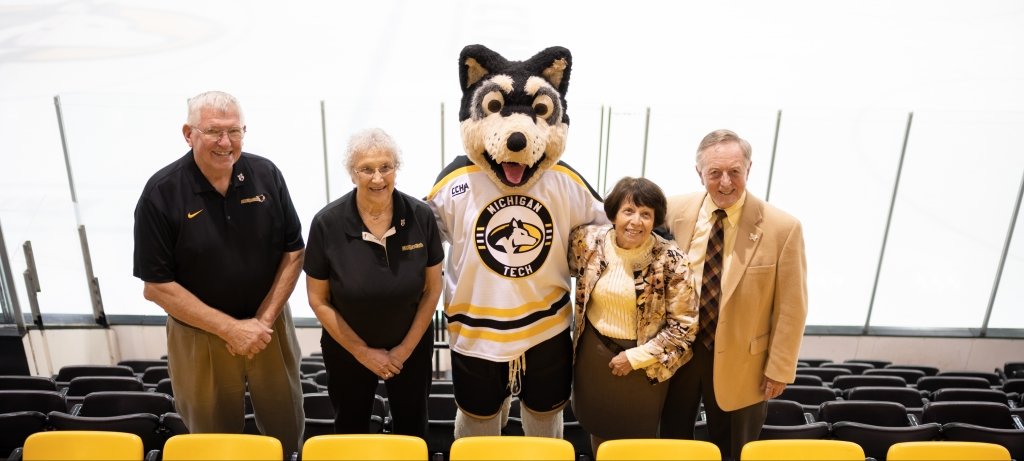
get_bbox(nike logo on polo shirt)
[187,209,204,219]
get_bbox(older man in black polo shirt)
[133,90,305,453]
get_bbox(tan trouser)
[166,306,305,454]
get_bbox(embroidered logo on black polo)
[402,242,424,251]
[475,194,553,278]
[241,194,265,204]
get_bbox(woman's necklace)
[360,203,392,223]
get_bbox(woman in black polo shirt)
[304,128,444,437]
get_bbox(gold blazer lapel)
[668,193,704,253]
[721,196,764,307]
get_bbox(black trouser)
[660,343,767,461]
[321,328,433,438]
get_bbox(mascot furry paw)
[427,44,608,438]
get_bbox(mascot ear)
[460,44,509,89]
[525,46,572,96]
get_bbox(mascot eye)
[533,94,555,120]
[482,91,504,115]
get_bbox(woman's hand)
[608,351,633,376]
[357,346,401,380]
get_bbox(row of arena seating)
[794,358,1023,384]
[0,388,393,458]
[4,384,1021,460]
[8,432,1016,461]
[4,358,1022,459]
[727,398,1024,460]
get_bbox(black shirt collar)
[340,188,409,238]
[185,150,254,195]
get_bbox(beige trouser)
[166,306,305,454]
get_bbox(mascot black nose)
[507,132,527,152]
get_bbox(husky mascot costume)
[427,44,607,438]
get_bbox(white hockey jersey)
[427,156,607,362]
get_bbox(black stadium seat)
[922,401,1024,461]
[759,399,830,440]
[0,411,48,458]
[64,376,144,406]
[43,388,176,454]
[155,378,173,396]
[775,385,841,413]
[299,361,326,377]
[116,359,167,375]
[140,366,169,387]
[938,370,1002,386]
[76,391,175,417]
[792,374,825,387]
[301,393,336,440]
[313,370,328,387]
[161,412,189,436]
[929,388,1014,405]
[885,364,939,377]
[427,394,458,457]
[47,411,166,453]
[798,358,833,367]
[1004,362,1024,380]
[846,359,892,369]
[915,376,992,393]
[844,386,928,417]
[921,400,1019,428]
[831,374,907,391]
[819,400,913,427]
[54,365,135,384]
[1003,379,1024,395]
[0,376,58,392]
[823,362,874,375]
[819,400,940,461]
[795,367,852,384]
[300,379,319,394]
[0,389,67,413]
[430,379,455,395]
[865,368,927,383]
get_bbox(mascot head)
[459,45,572,192]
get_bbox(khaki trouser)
[166,306,305,454]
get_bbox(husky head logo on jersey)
[475,195,553,278]
[488,218,540,255]
[458,44,571,193]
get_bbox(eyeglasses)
[192,126,246,141]
[355,165,396,177]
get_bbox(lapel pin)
[237,173,245,182]
[749,233,760,242]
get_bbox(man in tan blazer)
[660,129,807,460]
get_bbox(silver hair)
[344,128,403,173]
[696,129,752,168]
[186,91,245,127]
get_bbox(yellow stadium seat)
[22,430,143,461]
[449,436,575,461]
[301,434,429,460]
[887,441,1011,460]
[740,439,865,461]
[161,433,282,461]
[596,438,721,460]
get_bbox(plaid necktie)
[699,209,727,350]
